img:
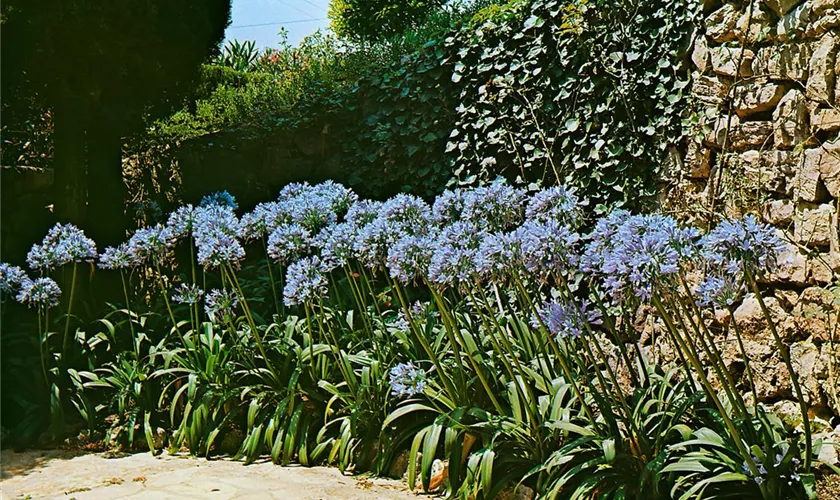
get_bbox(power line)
[228,17,327,29]
[300,0,327,13]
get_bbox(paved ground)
[0,450,417,500]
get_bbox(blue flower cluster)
[205,288,239,322]
[388,362,427,398]
[0,263,28,295]
[172,283,205,305]
[200,190,238,210]
[27,223,97,271]
[533,299,602,340]
[16,277,62,308]
[283,256,329,306]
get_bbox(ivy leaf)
[565,119,580,132]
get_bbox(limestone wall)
[665,0,840,448]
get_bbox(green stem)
[61,263,78,356]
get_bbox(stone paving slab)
[0,450,417,499]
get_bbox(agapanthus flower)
[379,194,432,234]
[283,256,329,306]
[192,205,242,242]
[267,223,312,264]
[166,204,196,242]
[238,202,290,241]
[526,186,586,228]
[387,233,436,284]
[196,232,246,269]
[582,213,698,302]
[277,182,310,200]
[390,310,410,332]
[16,277,61,308]
[428,222,488,287]
[579,210,632,274]
[345,200,383,227]
[389,362,427,398]
[355,218,401,270]
[695,274,742,308]
[310,180,358,215]
[0,263,28,295]
[286,194,337,233]
[700,215,786,277]
[461,180,527,231]
[172,283,204,305]
[431,189,465,225]
[475,231,524,281]
[127,225,173,267]
[532,299,601,340]
[314,222,356,269]
[519,219,581,276]
[98,244,132,270]
[204,288,239,322]
[27,223,98,270]
[200,190,238,210]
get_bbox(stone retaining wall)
[664,0,840,459]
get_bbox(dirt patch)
[0,450,416,499]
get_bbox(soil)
[0,449,417,500]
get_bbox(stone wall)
[0,166,59,264]
[665,0,840,456]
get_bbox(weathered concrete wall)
[663,0,840,456]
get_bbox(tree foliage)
[328,0,446,41]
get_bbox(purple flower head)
[355,218,401,270]
[310,180,358,215]
[16,277,61,308]
[314,222,356,270]
[278,182,311,200]
[286,194,337,233]
[390,310,410,332]
[526,186,586,228]
[475,231,524,281]
[532,299,601,340]
[196,232,246,270]
[200,190,238,210]
[389,362,427,398]
[27,223,98,271]
[428,222,488,288]
[98,244,132,270]
[519,219,581,277]
[0,263,28,295]
[700,215,786,278]
[267,223,312,265]
[127,225,174,267]
[379,194,432,234]
[193,205,242,242]
[387,233,436,285]
[346,200,383,228]
[461,180,527,231]
[579,210,632,274]
[283,256,329,306]
[582,214,698,302]
[166,205,196,242]
[172,283,204,305]
[431,189,465,225]
[695,274,742,309]
[204,288,239,322]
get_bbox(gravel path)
[0,450,417,500]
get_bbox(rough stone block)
[739,150,788,193]
[755,43,811,81]
[810,107,840,132]
[711,46,755,77]
[807,252,840,284]
[794,202,835,247]
[732,120,774,149]
[812,0,840,15]
[805,9,840,37]
[692,73,731,104]
[806,34,837,103]
[804,140,840,197]
[763,0,803,17]
[685,141,712,178]
[777,2,810,41]
[706,3,741,42]
[692,36,711,73]
[763,198,795,225]
[773,89,809,148]
[737,2,774,43]
[733,80,785,117]
[775,244,809,284]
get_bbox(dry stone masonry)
[671,0,840,461]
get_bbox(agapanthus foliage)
[388,362,427,398]
[16,277,61,308]
[27,223,97,271]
